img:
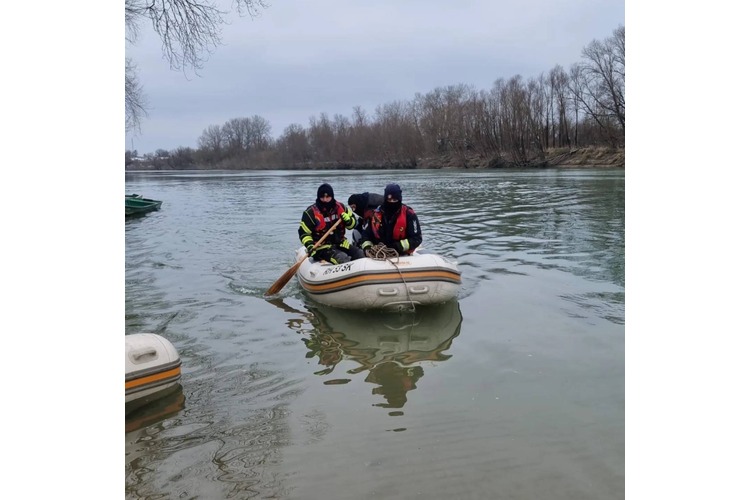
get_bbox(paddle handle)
[264,218,343,296]
[307,217,343,255]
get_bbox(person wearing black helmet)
[299,183,364,263]
[347,191,385,247]
[360,183,422,256]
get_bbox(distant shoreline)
[125,147,624,171]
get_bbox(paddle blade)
[265,256,305,296]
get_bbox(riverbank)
[294,147,624,170]
[537,147,625,168]
[126,147,624,170]
[416,147,625,169]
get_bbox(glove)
[341,211,352,223]
[305,244,315,256]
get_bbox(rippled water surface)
[125,169,624,499]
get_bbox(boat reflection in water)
[125,384,185,433]
[302,300,463,411]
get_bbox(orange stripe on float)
[301,270,461,292]
[125,366,181,390]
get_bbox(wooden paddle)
[264,218,343,296]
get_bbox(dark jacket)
[298,201,356,252]
[348,192,384,246]
[361,204,422,255]
[348,192,385,220]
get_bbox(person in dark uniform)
[299,183,364,263]
[360,183,422,256]
[347,191,384,247]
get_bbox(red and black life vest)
[371,205,413,254]
[311,202,347,243]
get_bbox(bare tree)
[567,63,585,147]
[415,87,450,155]
[332,114,352,161]
[486,86,506,153]
[222,117,253,153]
[308,113,335,161]
[125,0,269,133]
[374,100,422,165]
[576,25,625,145]
[126,0,269,70]
[277,124,310,163]
[125,58,148,132]
[469,89,502,155]
[549,65,571,148]
[349,106,376,160]
[198,124,224,152]
[247,115,273,150]
[496,76,533,164]
[527,75,546,154]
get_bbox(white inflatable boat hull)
[125,333,182,409]
[295,247,461,311]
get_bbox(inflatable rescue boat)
[295,247,461,311]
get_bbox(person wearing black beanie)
[359,183,422,256]
[298,183,365,264]
[347,191,385,247]
[316,183,336,210]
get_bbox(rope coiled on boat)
[364,242,399,260]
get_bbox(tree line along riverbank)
[126,147,624,171]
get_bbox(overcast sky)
[125,0,624,154]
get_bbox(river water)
[125,168,624,499]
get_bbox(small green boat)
[126,194,162,217]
